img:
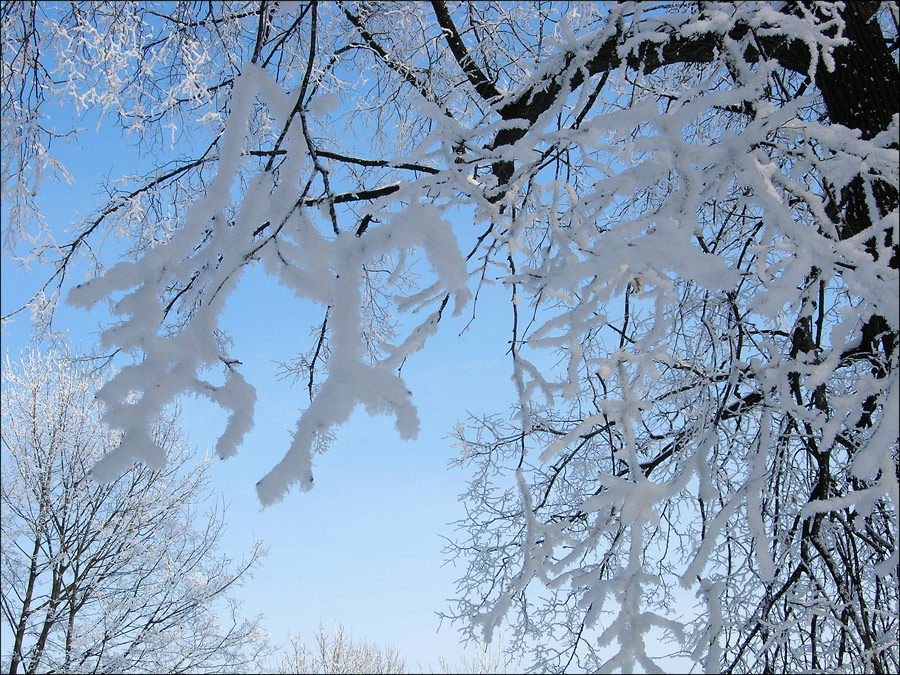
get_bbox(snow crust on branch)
[68,62,471,503]
[4,1,897,671]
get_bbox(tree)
[1,349,268,674]
[1,1,897,672]
[268,622,511,674]
[273,624,405,674]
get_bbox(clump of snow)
[307,92,340,117]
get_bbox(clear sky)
[0,104,520,670]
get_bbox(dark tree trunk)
[812,1,899,249]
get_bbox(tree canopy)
[1,2,897,672]
[1,350,267,674]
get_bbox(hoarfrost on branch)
[2,2,897,672]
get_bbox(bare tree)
[1,2,897,672]
[273,623,405,675]
[1,349,268,674]
[434,637,514,675]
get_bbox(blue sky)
[0,106,520,669]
